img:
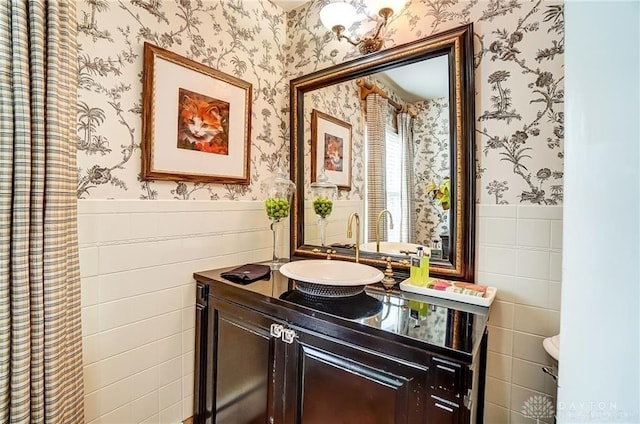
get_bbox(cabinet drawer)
[431,356,464,394]
[425,394,461,424]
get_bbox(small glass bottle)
[431,239,443,260]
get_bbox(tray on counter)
[399,279,497,307]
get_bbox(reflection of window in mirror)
[385,127,402,242]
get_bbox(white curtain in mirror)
[397,112,415,243]
[384,127,401,242]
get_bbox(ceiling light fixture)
[319,1,404,55]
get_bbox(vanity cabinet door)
[283,326,428,424]
[207,298,286,424]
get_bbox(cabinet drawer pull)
[436,364,457,373]
[282,328,296,344]
[270,323,284,338]
[434,402,454,413]
[430,394,458,408]
[433,357,460,368]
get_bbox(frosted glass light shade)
[320,2,357,30]
[366,0,406,14]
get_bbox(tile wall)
[78,200,282,423]
[78,201,562,423]
[477,205,562,424]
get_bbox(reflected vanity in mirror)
[290,24,475,281]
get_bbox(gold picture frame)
[141,42,252,184]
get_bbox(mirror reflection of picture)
[176,88,230,155]
[310,109,352,190]
[323,133,343,171]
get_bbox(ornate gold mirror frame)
[290,24,475,281]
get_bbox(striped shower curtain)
[0,1,84,423]
[365,94,388,242]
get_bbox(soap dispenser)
[410,246,424,285]
[420,247,431,285]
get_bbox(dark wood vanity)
[193,267,488,424]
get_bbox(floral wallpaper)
[77,0,564,206]
[302,80,365,201]
[412,97,450,246]
[286,0,564,205]
[76,0,287,200]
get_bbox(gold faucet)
[346,212,361,263]
[375,210,394,253]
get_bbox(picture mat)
[152,56,247,178]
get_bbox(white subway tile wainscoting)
[477,205,562,424]
[79,200,283,423]
[79,201,562,423]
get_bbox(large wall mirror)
[290,24,475,281]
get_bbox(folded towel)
[221,264,271,285]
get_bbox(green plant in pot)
[262,165,295,269]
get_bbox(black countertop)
[194,264,489,362]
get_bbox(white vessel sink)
[359,241,422,255]
[279,260,384,286]
[543,334,560,361]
